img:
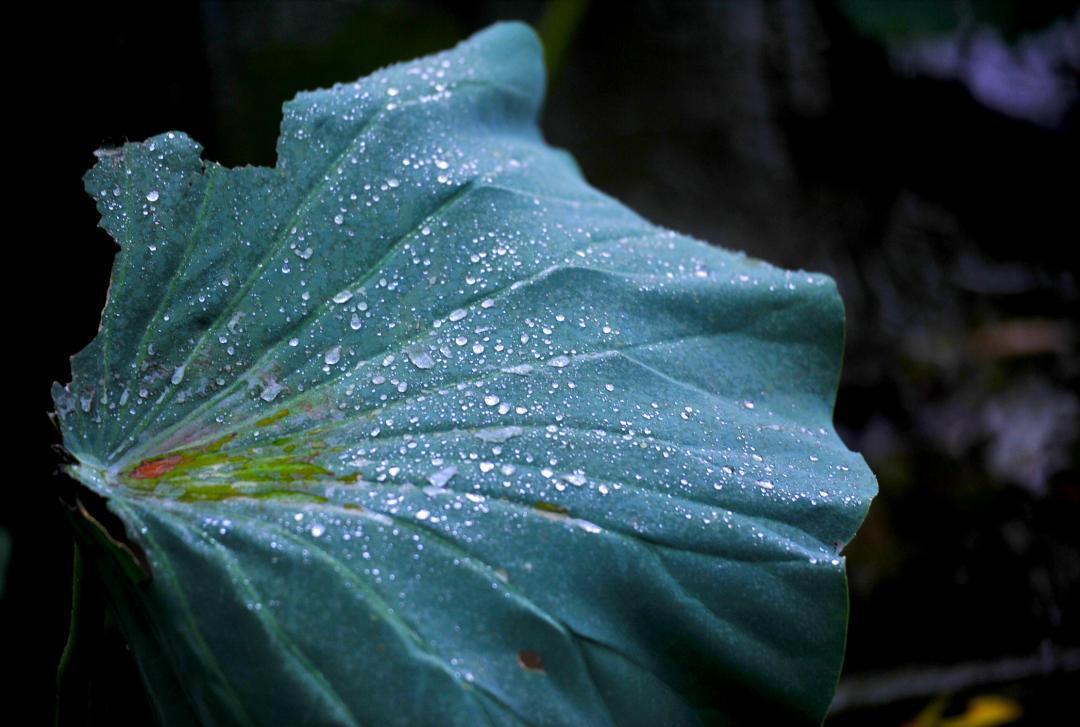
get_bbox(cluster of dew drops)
[96,54,862,610]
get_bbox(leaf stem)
[55,542,88,726]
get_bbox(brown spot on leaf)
[517,650,544,672]
[533,501,568,515]
[130,454,185,480]
[256,408,290,427]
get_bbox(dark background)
[9,1,1079,724]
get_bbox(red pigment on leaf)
[517,650,545,672]
[130,455,185,479]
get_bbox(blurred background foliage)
[10,0,1078,724]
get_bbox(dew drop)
[428,465,458,488]
[406,347,435,369]
[260,380,283,402]
[562,472,587,487]
[475,426,523,443]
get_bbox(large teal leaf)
[54,22,875,725]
